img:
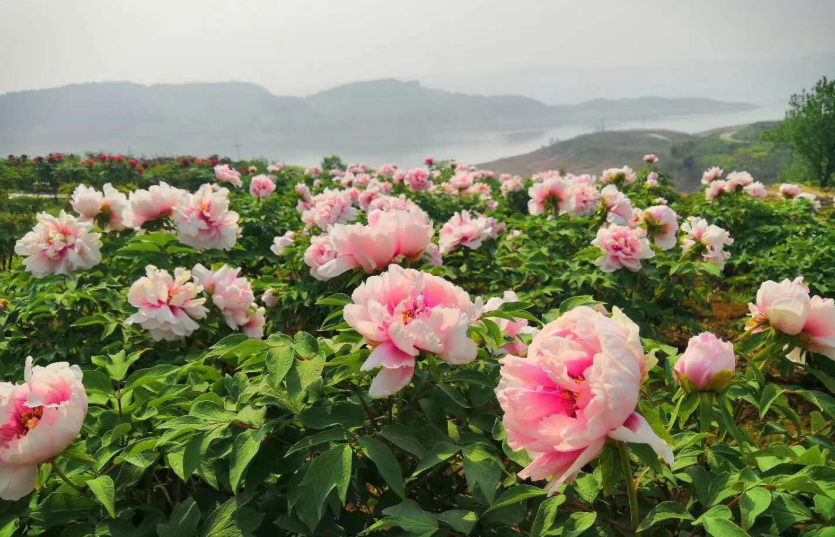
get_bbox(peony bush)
[0,153,833,536]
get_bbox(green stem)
[616,442,641,536]
[699,392,715,435]
[751,340,783,370]
[50,459,84,492]
[395,390,405,424]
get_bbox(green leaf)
[200,490,257,537]
[564,511,597,537]
[293,331,319,358]
[316,293,352,307]
[157,497,201,537]
[437,510,477,535]
[286,353,325,399]
[701,518,751,537]
[358,436,406,499]
[771,492,812,533]
[286,428,352,456]
[380,424,427,458]
[29,493,97,529]
[637,501,694,531]
[740,487,771,531]
[483,485,548,515]
[559,295,602,314]
[298,445,353,523]
[412,442,460,476]
[530,495,566,537]
[462,443,502,503]
[758,384,784,418]
[60,443,96,463]
[229,428,267,493]
[265,344,294,391]
[299,402,364,429]
[382,500,438,534]
[92,349,145,381]
[87,475,116,518]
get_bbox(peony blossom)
[643,154,659,164]
[125,265,208,340]
[645,172,660,188]
[591,225,655,273]
[747,277,811,336]
[680,217,733,269]
[304,235,338,281]
[316,208,434,279]
[344,266,482,397]
[261,289,278,308]
[14,211,102,278]
[175,184,241,251]
[796,193,821,211]
[496,307,673,493]
[0,357,88,500]
[674,333,736,392]
[249,174,276,199]
[779,183,802,199]
[439,211,494,254]
[192,264,255,330]
[267,162,284,173]
[802,296,835,360]
[600,185,634,225]
[724,171,754,192]
[123,182,186,228]
[376,164,397,178]
[271,231,295,256]
[214,164,242,188]
[565,184,601,217]
[701,167,724,185]
[600,166,637,186]
[299,189,358,230]
[705,180,727,202]
[405,168,431,192]
[500,176,525,197]
[242,307,266,339]
[449,172,476,191]
[482,291,537,355]
[745,182,767,199]
[295,183,313,202]
[640,205,679,251]
[528,175,572,216]
[71,183,128,231]
[423,243,443,266]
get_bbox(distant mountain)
[0,79,754,157]
[479,122,790,192]
[422,53,835,105]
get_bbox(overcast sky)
[1,0,834,98]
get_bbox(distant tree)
[764,77,835,186]
[321,155,345,172]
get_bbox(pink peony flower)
[249,174,276,199]
[175,184,241,251]
[423,243,443,266]
[214,164,242,188]
[641,205,679,250]
[376,164,397,178]
[482,291,538,355]
[0,357,88,500]
[449,172,476,191]
[425,158,434,165]
[747,277,811,336]
[192,264,255,330]
[267,162,284,173]
[724,171,754,192]
[242,307,266,339]
[14,211,102,278]
[123,182,186,228]
[125,265,208,340]
[316,208,434,279]
[796,193,821,211]
[565,184,601,217]
[439,211,494,254]
[271,230,295,256]
[745,182,767,199]
[591,224,655,272]
[71,183,128,231]
[779,183,802,199]
[802,296,835,360]
[645,172,659,188]
[705,180,727,201]
[305,166,322,177]
[393,171,407,184]
[496,307,672,493]
[701,167,724,185]
[405,168,431,192]
[304,235,338,281]
[528,176,572,216]
[680,217,733,269]
[674,332,736,392]
[246,166,258,174]
[300,189,358,230]
[500,176,524,197]
[262,289,278,308]
[600,185,634,225]
[344,266,481,397]
[600,166,637,186]
[295,183,313,202]
[643,154,659,164]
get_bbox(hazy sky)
[1,0,834,98]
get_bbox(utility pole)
[234,136,242,160]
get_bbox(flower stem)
[616,441,641,536]
[699,392,715,435]
[50,459,85,492]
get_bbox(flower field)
[1,152,835,537]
